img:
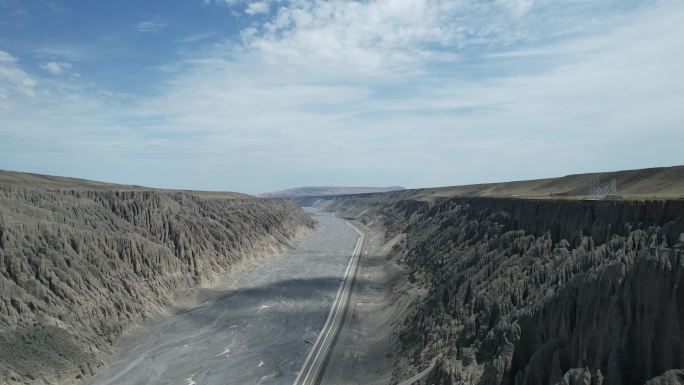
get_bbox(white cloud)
[41,61,72,75]
[136,16,167,32]
[242,0,458,75]
[236,0,616,77]
[0,51,36,99]
[0,50,17,63]
[245,1,269,15]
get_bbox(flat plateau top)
[0,169,251,200]
[332,165,684,201]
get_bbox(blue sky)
[0,0,682,194]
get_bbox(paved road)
[293,217,364,385]
[85,209,360,385]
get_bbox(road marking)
[292,214,365,385]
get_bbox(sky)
[0,0,682,194]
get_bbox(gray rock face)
[645,369,684,385]
[0,187,313,384]
[552,368,598,385]
[313,196,684,385]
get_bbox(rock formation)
[306,195,684,385]
[0,186,313,384]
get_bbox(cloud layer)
[0,0,682,193]
[0,50,37,103]
[41,61,72,75]
[136,16,167,32]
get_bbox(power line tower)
[588,176,617,199]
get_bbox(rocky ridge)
[304,194,684,385]
[0,186,313,384]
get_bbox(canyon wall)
[303,195,684,385]
[0,187,313,384]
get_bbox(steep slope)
[0,181,313,384]
[306,194,684,385]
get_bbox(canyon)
[301,186,684,385]
[2,166,684,385]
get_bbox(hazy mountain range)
[261,186,405,198]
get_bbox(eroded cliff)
[305,195,684,385]
[0,187,313,384]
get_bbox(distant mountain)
[261,186,406,198]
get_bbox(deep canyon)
[2,167,684,385]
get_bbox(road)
[292,216,364,385]
[84,208,361,385]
